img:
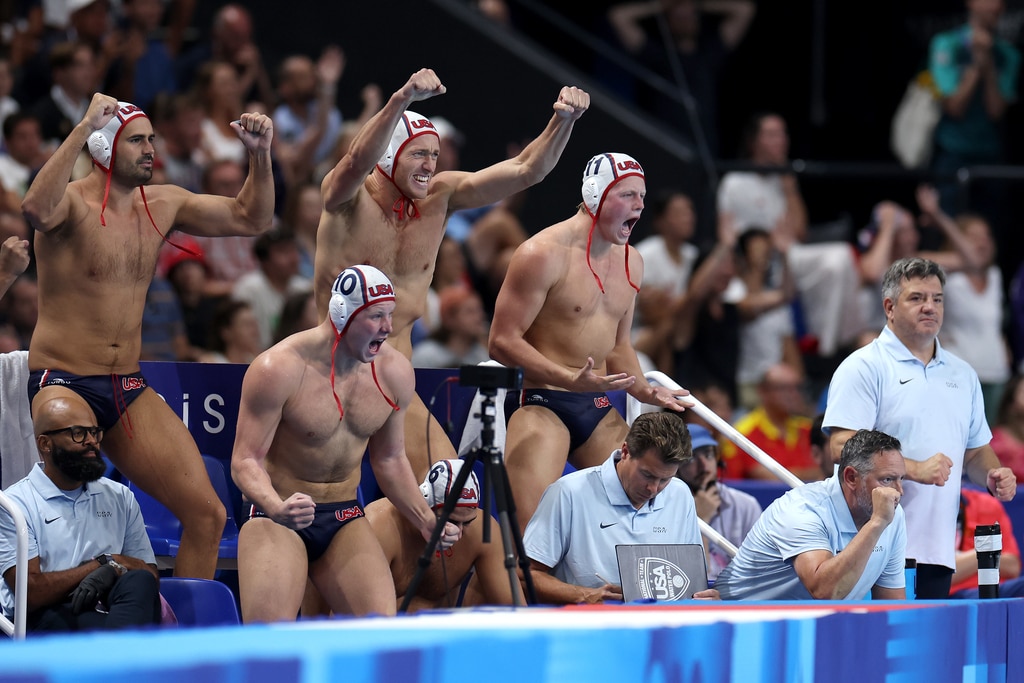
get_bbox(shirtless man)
[231,265,462,622]
[313,67,589,481]
[21,93,275,579]
[488,153,689,531]
[365,458,521,613]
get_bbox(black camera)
[459,365,523,391]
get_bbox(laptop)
[615,544,709,602]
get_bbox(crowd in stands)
[1,0,1024,633]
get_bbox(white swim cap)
[376,111,438,179]
[328,265,396,336]
[419,459,481,509]
[581,152,645,217]
[87,101,149,171]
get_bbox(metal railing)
[626,371,805,558]
[0,489,28,639]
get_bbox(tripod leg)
[484,447,538,606]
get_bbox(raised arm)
[442,86,588,213]
[321,69,446,212]
[175,112,275,237]
[22,93,118,233]
[0,236,30,299]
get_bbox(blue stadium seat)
[127,455,239,566]
[160,577,241,627]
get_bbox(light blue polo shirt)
[0,463,155,618]
[524,452,701,588]
[824,325,989,569]
[715,475,906,600]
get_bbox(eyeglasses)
[42,425,104,443]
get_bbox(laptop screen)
[615,544,709,602]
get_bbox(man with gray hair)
[716,429,907,601]
[823,257,1016,599]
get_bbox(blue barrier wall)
[1,600,1021,682]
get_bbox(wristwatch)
[94,553,127,576]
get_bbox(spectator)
[231,227,311,351]
[272,46,344,185]
[927,0,1020,242]
[193,60,250,165]
[732,227,802,410]
[824,257,1016,599]
[174,3,275,108]
[160,241,224,356]
[0,387,161,633]
[280,181,322,280]
[273,289,319,344]
[632,189,700,375]
[4,273,38,350]
[668,213,742,406]
[991,373,1024,481]
[0,57,21,138]
[422,235,469,337]
[720,363,819,482]
[189,159,259,293]
[716,429,907,600]
[674,423,761,582]
[28,41,98,147]
[606,0,756,157]
[0,113,49,207]
[150,92,205,192]
[365,459,521,612]
[809,413,833,479]
[717,111,863,359]
[139,275,190,361]
[105,0,177,111]
[198,298,262,365]
[412,285,490,369]
[523,412,718,604]
[950,486,1024,598]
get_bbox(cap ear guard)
[582,176,603,215]
[88,131,113,168]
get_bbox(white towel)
[0,351,37,488]
[457,361,509,458]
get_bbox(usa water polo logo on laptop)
[636,556,691,601]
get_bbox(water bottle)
[975,522,1002,599]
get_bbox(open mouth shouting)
[369,337,387,354]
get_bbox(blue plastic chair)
[160,577,241,627]
[127,455,239,563]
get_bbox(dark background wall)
[192,0,1024,256]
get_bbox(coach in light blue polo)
[823,257,1016,599]
[715,429,907,601]
[523,412,707,605]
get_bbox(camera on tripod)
[459,365,523,391]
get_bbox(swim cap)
[581,152,645,217]
[376,111,438,179]
[87,101,149,172]
[419,459,481,509]
[328,265,396,336]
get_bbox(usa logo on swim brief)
[122,377,147,391]
[636,557,691,601]
[594,396,611,409]
[335,506,363,523]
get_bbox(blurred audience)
[991,373,1024,482]
[412,285,490,369]
[720,363,819,482]
[198,298,262,364]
